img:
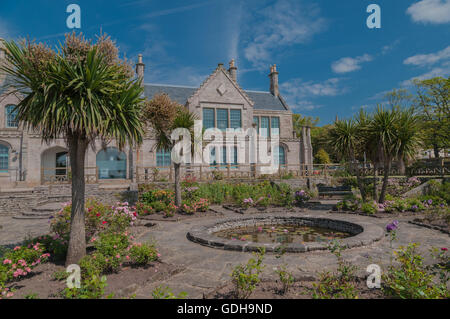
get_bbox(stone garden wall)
[0,184,138,216]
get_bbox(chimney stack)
[269,64,279,97]
[135,54,145,85]
[228,59,237,82]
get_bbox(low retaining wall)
[0,184,138,216]
[187,213,384,253]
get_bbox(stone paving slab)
[0,216,50,246]
[135,209,450,298]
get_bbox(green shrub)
[275,265,294,294]
[128,243,159,266]
[231,248,266,299]
[361,201,377,215]
[62,275,108,299]
[382,243,449,299]
[152,286,188,299]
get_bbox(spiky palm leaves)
[1,38,144,265]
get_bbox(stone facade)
[0,42,313,189]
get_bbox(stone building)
[0,40,312,189]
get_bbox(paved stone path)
[133,208,450,299]
[0,216,50,247]
[1,205,449,299]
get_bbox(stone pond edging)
[186,213,384,253]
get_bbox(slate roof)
[144,84,289,111]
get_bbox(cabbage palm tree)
[395,108,422,175]
[355,109,380,200]
[329,119,367,201]
[143,94,197,207]
[368,106,399,203]
[1,35,144,265]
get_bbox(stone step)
[32,202,64,212]
[12,214,53,220]
[12,202,64,220]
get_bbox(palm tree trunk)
[398,157,406,175]
[66,137,88,266]
[174,162,182,207]
[373,162,378,201]
[350,158,366,202]
[379,159,391,204]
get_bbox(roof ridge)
[144,83,197,89]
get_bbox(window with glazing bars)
[217,109,228,131]
[5,105,18,128]
[156,149,171,167]
[271,117,280,136]
[230,109,241,129]
[260,117,269,137]
[203,108,215,129]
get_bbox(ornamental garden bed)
[1,200,179,299]
[7,260,183,299]
[207,277,385,299]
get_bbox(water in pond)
[214,224,351,244]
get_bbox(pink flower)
[116,254,121,259]
[2,259,12,265]
[14,246,21,251]
[126,256,130,260]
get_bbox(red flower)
[441,247,448,251]
[102,221,107,225]
[96,213,101,217]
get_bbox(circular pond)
[214,224,351,244]
[187,214,384,253]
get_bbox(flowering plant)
[386,220,399,247]
[242,198,254,209]
[294,190,310,205]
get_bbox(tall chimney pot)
[135,54,145,85]
[269,64,279,97]
[228,59,238,82]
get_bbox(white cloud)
[243,0,326,69]
[407,0,450,24]
[331,54,373,74]
[280,77,347,111]
[401,61,450,86]
[402,46,450,86]
[404,46,450,66]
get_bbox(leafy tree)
[292,114,319,138]
[314,148,331,164]
[0,33,144,265]
[311,125,339,163]
[143,94,196,207]
[413,77,450,158]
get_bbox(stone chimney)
[228,59,237,82]
[269,64,279,97]
[0,38,5,60]
[135,54,145,85]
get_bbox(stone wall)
[0,184,138,216]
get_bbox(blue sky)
[1,0,449,124]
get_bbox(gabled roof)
[186,65,255,107]
[144,85,290,111]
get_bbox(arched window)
[96,147,127,179]
[273,146,286,166]
[5,105,18,128]
[0,144,9,172]
[156,148,171,167]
